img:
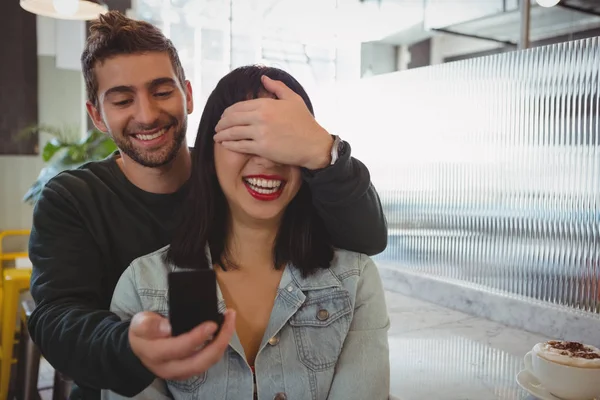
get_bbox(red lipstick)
[243,174,286,201]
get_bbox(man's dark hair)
[81,11,185,107]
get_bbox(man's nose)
[135,94,160,126]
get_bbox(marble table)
[386,291,548,400]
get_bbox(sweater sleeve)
[303,141,388,256]
[27,180,155,396]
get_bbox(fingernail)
[159,320,171,335]
[203,322,217,336]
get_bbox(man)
[28,10,387,400]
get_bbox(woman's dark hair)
[167,65,334,276]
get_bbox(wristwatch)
[330,135,345,165]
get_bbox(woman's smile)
[242,174,287,201]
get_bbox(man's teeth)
[244,178,283,194]
[135,128,167,141]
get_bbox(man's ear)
[185,80,194,115]
[86,101,108,133]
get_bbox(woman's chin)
[239,206,286,225]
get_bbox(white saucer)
[516,369,563,400]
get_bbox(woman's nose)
[252,156,281,168]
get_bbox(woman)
[105,65,390,400]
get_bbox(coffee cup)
[524,341,600,400]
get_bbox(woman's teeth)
[244,178,283,194]
[135,127,168,141]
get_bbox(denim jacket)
[102,247,390,400]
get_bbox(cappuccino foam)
[534,341,600,368]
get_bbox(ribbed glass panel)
[314,37,600,314]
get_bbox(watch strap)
[330,135,343,165]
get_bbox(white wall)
[0,16,86,242]
[365,31,504,75]
[37,15,85,71]
[430,32,504,65]
[361,41,399,77]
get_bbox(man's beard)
[112,117,187,168]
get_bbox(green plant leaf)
[66,146,88,163]
[23,128,120,206]
[91,137,118,159]
[18,123,80,144]
[41,139,64,162]
[81,129,105,145]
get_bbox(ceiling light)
[52,0,78,16]
[535,0,560,7]
[20,0,108,20]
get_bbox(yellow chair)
[0,229,32,311]
[0,230,32,400]
[0,230,31,268]
[0,269,31,400]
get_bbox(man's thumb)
[130,311,171,339]
[261,75,295,100]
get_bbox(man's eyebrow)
[148,77,178,90]
[104,85,135,98]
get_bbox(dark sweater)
[28,144,387,399]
